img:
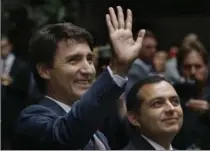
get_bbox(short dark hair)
[135,29,156,41]
[177,40,209,75]
[29,23,94,93]
[144,30,156,39]
[126,75,168,114]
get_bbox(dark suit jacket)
[2,57,31,144]
[125,59,151,96]
[8,57,31,96]
[123,134,155,150]
[13,69,124,150]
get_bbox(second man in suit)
[124,75,183,150]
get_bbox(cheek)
[177,107,184,119]
[196,68,207,78]
[58,66,77,86]
[139,109,161,127]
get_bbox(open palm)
[106,6,145,64]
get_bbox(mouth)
[75,80,91,88]
[162,118,179,123]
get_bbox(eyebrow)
[149,95,180,103]
[65,52,93,60]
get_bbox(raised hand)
[106,6,145,75]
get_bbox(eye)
[67,56,81,65]
[87,55,94,64]
[195,64,202,70]
[151,99,164,108]
[170,97,180,106]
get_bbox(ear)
[36,63,51,80]
[127,112,141,128]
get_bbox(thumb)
[135,29,145,47]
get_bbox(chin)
[163,125,181,134]
[76,89,89,97]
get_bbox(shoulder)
[14,57,29,69]
[20,104,58,117]
[15,104,59,134]
[17,104,58,124]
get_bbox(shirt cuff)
[107,66,128,88]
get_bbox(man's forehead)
[138,81,177,100]
[143,36,157,43]
[56,40,92,54]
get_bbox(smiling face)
[129,81,183,138]
[41,41,96,104]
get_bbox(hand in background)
[186,99,209,113]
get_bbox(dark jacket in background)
[172,84,210,149]
[1,57,31,149]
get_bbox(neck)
[142,132,174,150]
[154,137,172,150]
[47,86,76,106]
[138,56,151,65]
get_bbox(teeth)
[77,81,89,84]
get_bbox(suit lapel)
[130,133,155,150]
[39,97,66,116]
[39,97,109,149]
[9,58,16,76]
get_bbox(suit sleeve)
[125,63,148,95]
[15,69,125,149]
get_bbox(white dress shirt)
[0,53,15,75]
[141,135,173,150]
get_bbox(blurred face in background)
[140,36,157,62]
[1,38,12,59]
[153,51,168,73]
[182,51,208,84]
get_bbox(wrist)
[109,59,130,77]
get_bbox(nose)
[165,100,175,113]
[190,66,196,76]
[80,60,94,75]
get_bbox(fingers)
[106,14,114,33]
[125,9,132,30]
[117,6,125,29]
[135,29,146,47]
[108,7,119,29]
[186,99,209,110]
[107,6,132,30]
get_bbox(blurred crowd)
[1,3,210,150]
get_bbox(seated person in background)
[172,39,210,149]
[125,30,158,95]
[1,34,31,149]
[124,75,183,150]
[152,50,168,76]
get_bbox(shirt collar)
[141,134,173,150]
[45,96,71,112]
